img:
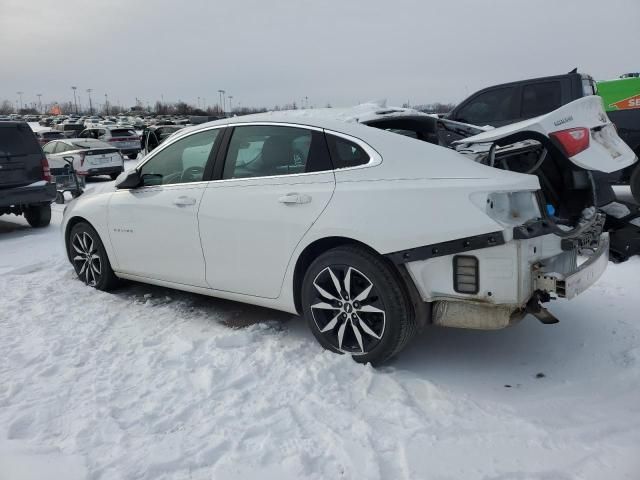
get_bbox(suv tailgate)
[0,123,44,188]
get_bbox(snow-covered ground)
[1,167,640,479]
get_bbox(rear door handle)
[173,195,197,207]
[278,193,311,204]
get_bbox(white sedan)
[61,101,636,364]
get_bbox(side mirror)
[115,169,142,189]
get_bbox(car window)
[42,141,57,154]
[98,129,107,139]
[53,142,68,154]
[110,129,136,137]
[222,125,331,179]
[139,129,219,186]
[521,82,561,118]
[325,134,370,169]
[455,87,518,126]
[0,124,41,156]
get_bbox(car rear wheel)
[301,245,416,365]
[127,153,138,160]
[630,162,640,204]
[24,204,51,228]
[109,173,120,180]
[68,222,119,291]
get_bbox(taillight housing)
[550,127,590,158]
[41,158,52,182]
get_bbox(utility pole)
[16,91,24,112]
[86,88,93,114]
[37,94,43,114]
[71,86,78,114]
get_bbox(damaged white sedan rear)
[61,97,636,364]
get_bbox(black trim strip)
[386,231,505,265]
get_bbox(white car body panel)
[455,96,637,173]
[108,183,209,287]
[199,171,335,298]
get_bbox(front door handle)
[173,195,196,207]
[278,193,312,204]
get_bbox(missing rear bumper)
[533,233,609,299]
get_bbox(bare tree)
[0,100,14,114]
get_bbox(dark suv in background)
[0,122,56,227]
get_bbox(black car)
[140,125,185,155]
[0,122,57,227]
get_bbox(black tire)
[630,162,640,204]
[68,222,119,291]
[127,153,138,160]
[24,204,51,228]
[109,172,120,180]
[301,245,416,365]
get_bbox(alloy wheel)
[71,231,102,287]
[310,265,386,355]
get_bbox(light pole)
[16,91,24,112]
[86,89,93,114]
[104,93,109,115]
[228,95,233,113]
[218,90,225,114]
[37,94,43,114]
[71,86,78,114]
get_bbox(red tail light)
[41,158,52,182]
[550,127,590,157]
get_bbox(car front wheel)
[301,245,416,365]
[68,222,119,291]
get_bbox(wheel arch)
[291,236,430,328]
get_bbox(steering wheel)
[181,166,205,183]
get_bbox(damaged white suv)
[62,97,637,364]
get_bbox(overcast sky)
[1,0,638,111]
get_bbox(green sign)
[596,77,640,112]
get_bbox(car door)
[107,127,222,286]
[199,124,336,298]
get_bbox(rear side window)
[325,134,370,169]
[521,82,562,117]
[455,87,518,126]
[0,125,41,156]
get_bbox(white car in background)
[43,138,124,179]
[61,99,636,364]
